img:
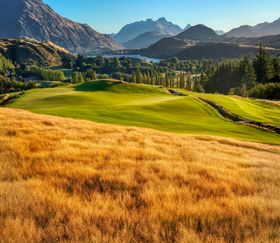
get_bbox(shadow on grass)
[75,80,120,92]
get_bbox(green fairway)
[7,80,280,144]
[187,92,280,127]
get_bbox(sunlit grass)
[0,108,279,242]
[7,80,280,144]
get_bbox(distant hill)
[175,43,267,59]
[0,0,121,53]
[142,40,279,60]
[215,30,225,36]
[123,32,170,49]
[229,34,280,49]
[140,24,280,60]
[227,18,280,38]
[226,25,260,38]
[176,25,222,41]
[0,38,74,66]
[114,18,183,44]
[184,24,192,30]
[141,37,196,58]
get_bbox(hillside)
[6,80,280,144]
[141,37,196,58]
[123,32,170,49]
[0,108,280,242]
[176,24,222,41]
[0,38,74,66]
[175,43,265,60]
[246,34,280,49]
[0,0,121,53]
[140,24,280,59]
[142,40,278,60]
[226,25,260,38]
[227,17,280,38]
[114,18,182,44]
[183,91,280,127]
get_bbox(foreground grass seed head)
[0,108,279,242]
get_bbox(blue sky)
[44,0,280,34]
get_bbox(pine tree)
[93,71,97,80]
[131,72,137,83]
[135,64,143,83]
[240,57,256,92]
[72,72,84,83]
[253,45,275,83]
[273,57,280,76]
[186,73,192,90]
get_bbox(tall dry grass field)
[0,108,280,243]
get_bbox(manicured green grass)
[7,80,280,144]
[187,92,280,127]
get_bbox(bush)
[249,83,280,100]
[26,66,65,81]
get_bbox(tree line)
[197,46,280,99]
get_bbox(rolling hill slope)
[6,80,280,144]
[0,38,74,66]
[1,108,279,242]
[189,92,280,128]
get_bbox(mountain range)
[123,32,171,49]
[1,0,280,57]
[226,18,280,38]
[113,18,183,44]
[140,24,280,59]
[0,0,121,53]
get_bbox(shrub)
[249,83,280,100]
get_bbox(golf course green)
[187,92,280,127]
[7,80,280,144]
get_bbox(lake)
[88,54,161,63]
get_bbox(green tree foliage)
[27,66,65,81]
[240,57,256,90]
[253,45,275,83]
[249,83,280,99]
[0,55,14,76]
[72,72,84,84]
[135,65,143,84]
[205,62,241,94]
[84,69,97,81]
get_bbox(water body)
[88,54,161,63]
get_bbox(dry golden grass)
[0,108,280,243]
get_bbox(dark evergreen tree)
[253,45,275,83]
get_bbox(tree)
[72,71,84,83]
[78,72,84,83]
[239,57,256,92]
[186,73,192,90]
[253,45,275,83]
[135,64,143,83]
[85,69,96,81]
[112,57,122,72]
[131,72,137,83]
[273,57,280,76]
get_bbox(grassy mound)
[0,108,279,242]
[7,80,280,144]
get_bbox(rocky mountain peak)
[0,0,121,53]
